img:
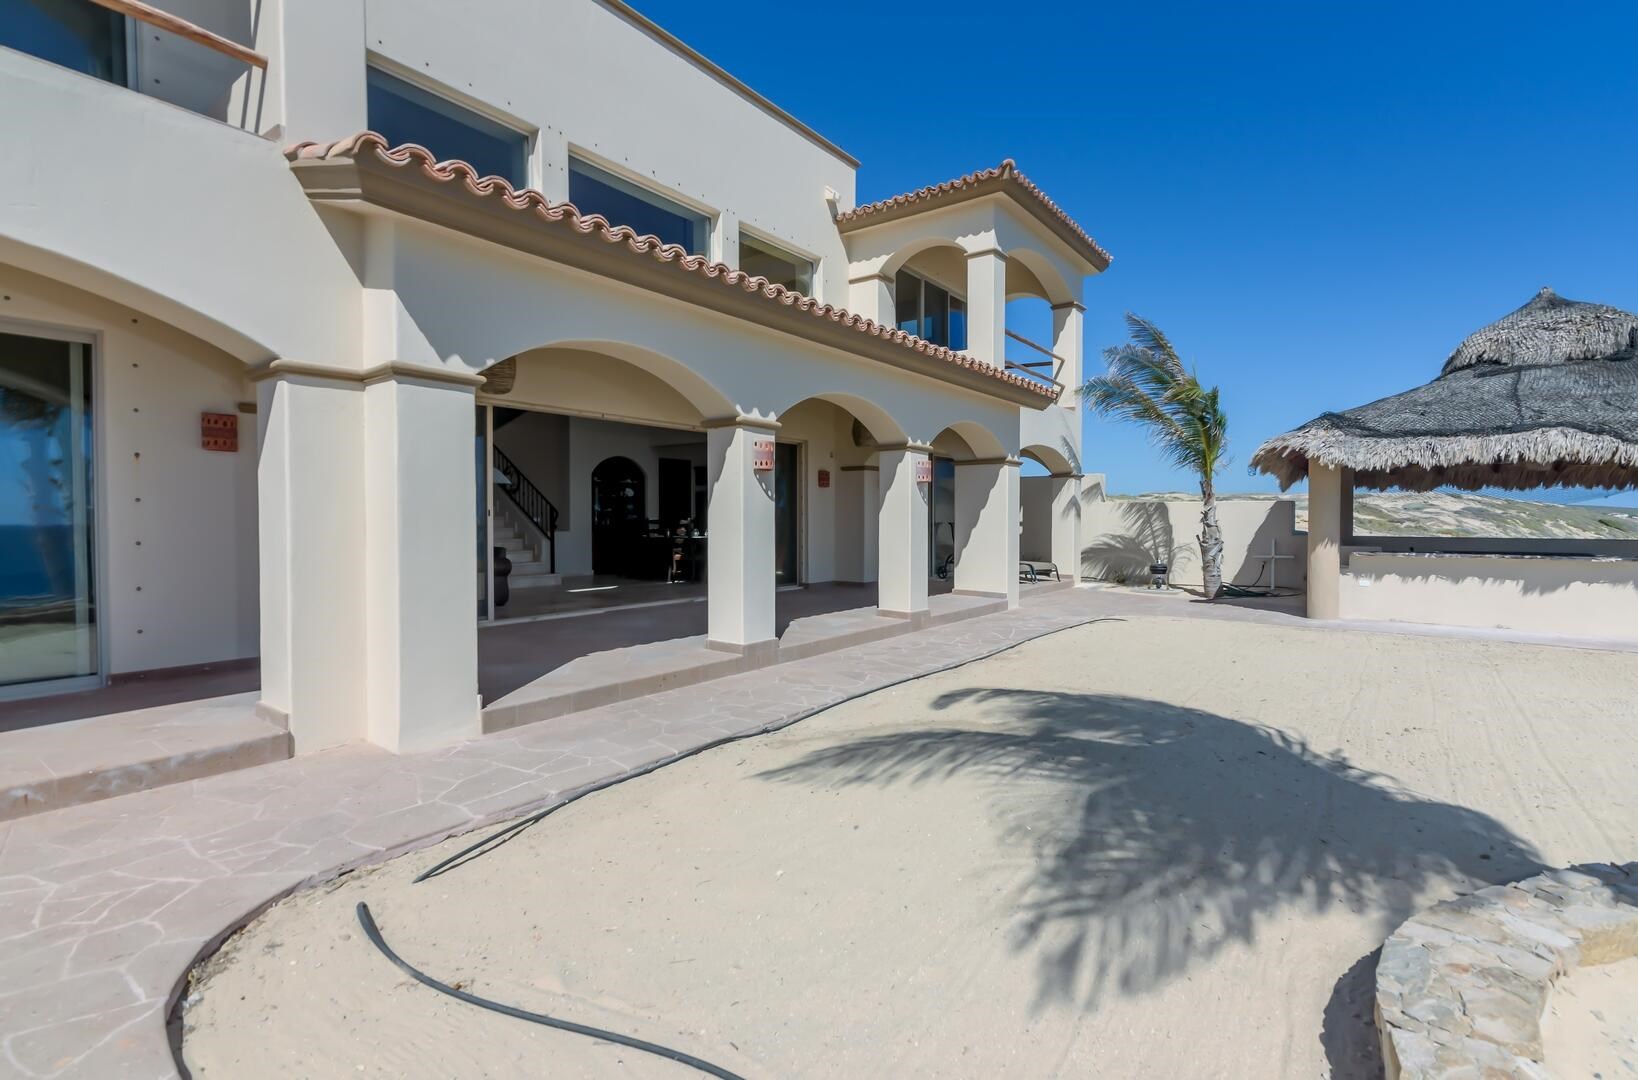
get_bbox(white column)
[877,446,930,622]
[1049,472,1083,583]
[360,374,483,752]
[256,372,366,751]
[955,458,1022,607]
[848,272,894,326]
[706,419,777,656]
[257,367,482,754]
[965,249,1008,366]
[1307,464,1345,620]
[1051,300,1085,409]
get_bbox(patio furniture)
[1019,560,1060,583]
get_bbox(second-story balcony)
[840,159,1108,409]
[3,0,268,131]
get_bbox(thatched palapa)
[1251,288,1638,491]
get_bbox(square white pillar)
[877,446,930,620]
[965,249,1008,366]
[848,272,894,326]
[1049,472,1083,583]
[257,368,482,754]
[955,458,1021,607]
[706,420,777,655]
[256,372,366,750]
[1051,300,1085,409]
[361,374,483,752]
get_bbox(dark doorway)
[774,442,801,585]
[591,456,645,574]
[658,457,692,528]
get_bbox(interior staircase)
[494,502,561,589]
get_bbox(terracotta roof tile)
[284,134,1059,402]
[836,160,1111,269]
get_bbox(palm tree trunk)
[1198,478,1224,600]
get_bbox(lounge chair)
[1019,560,1060,583]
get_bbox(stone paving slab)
[0,591,1103,1079]
[0,695,291,822]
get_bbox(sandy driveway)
[181,616,1638,1078]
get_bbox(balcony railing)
[2,1,270,130]
[1004,329,1066,393]
[88,0,266,71]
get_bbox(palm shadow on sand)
[757,688,1544,1068]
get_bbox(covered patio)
[1252,287,1638,638]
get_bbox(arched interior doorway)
[590,456,646,574]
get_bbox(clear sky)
[636,0,1638,496]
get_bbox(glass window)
[366,67,528,187]
[1,0,126,84]
[568,158,709,254]
[895,270,922,336]
[739,233,813,294]
[923,280,950,346]
[1,330,97,687]
[949,296,967,352]
[894,270,966,348]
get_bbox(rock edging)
[1375,861,1638,1078]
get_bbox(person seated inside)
[668,519,693,583]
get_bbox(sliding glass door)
[0,329,96,688]
[773,442,801,585]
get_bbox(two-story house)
[0,0,1108,762]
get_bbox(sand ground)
[181,616,1638,1079]
[1542,955,1638,1079]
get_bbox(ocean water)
[0,524,77,603]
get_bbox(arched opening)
[590,456,646,575]
[1003,248,1075,391]
[475,343,730,684]
[886,241,971,351]
[927,423,997,589]
[1019,444,1078,573]
[772,394,910,610]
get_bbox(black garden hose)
[356,902,746,1079]
[358,611,1103,1078]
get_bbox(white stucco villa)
[0,0,1106,758]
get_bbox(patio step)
[0,693,291,821]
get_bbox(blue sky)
[638,0,1638,496]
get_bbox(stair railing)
[492,446,559,573]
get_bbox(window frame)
[364,62,535,189]
[736,228,817,296]
[566,154,713,256]
[894,268,968,350]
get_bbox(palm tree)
[1080,314,1229,598]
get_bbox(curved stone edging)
[1375,861,1638,1078]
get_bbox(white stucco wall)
[1083,496,1307,590]
[1340,552,1638,639]
[1,266,258,677]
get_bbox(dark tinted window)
[569,159,708,254]
[1,0,125,83]
[895,271,921,335]
[739,233,813,293]
[366,68,528,186]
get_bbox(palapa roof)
[1251,288,1638,492]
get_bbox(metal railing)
[492,446,559,574]
[1004,329,1066,392]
